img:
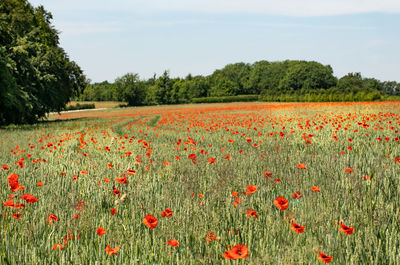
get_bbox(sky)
[29,0,400,83]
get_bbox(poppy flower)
[363,175,371,180]
[127,169,136,175]
[232,197,242,207]
[104,178,110,183]
[7,173,25,192]
[105,245,120,256]
[12,213,22,219]
[112,186,121,196]
[188,154,196,160]
[73,214,80,219]
[246,209,258,218]
[110,208,117,215]
[96,227,106,236]
[2,165,9,170]
[231,191,238,197]
[165,239,179,247]
[46,214,59,225]
[297,163,306,169]
[290,221,305,234]
[317,252,333,263]
[291,190,302,199]
[53,244,64,250]
[311,186,320,192]
[115,175,127,184]
[339,222,354,235]
[206,231,219,242]
[246,185,257,195]
[37,182,44,186]
[143,214,158,229]
[345,168,354,174]
[160,208,173,218]
[263,171,272,178]
[273,196,289,211]
[208,157,216,164]
[20,194,38,203]
[222,244,249,260]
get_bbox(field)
[1,101,400,264]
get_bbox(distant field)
[66,101,124,109]
[1,101,400,264]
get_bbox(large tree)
[0,0,86,125]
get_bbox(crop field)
[1,101,400,264]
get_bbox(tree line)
[1,0,399,125]
[78,61,400,105]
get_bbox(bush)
[191,95,259,103]
[63,103,95,111]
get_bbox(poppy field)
[1,101,400,264]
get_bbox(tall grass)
[1,102,399,264]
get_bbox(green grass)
[1,102,399,264]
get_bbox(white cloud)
[30,0,400,16]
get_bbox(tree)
[114,73,146,106]
[278,61,337,91]
[0,0,86,125]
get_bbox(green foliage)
[278,61,337,91]
[192,94,259,103]
[0,0,86,125]
[63,103,95,111]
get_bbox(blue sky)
[29,0,400,83]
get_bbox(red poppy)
[110,208,117,215]
[7,173,25,192]
[206,231,218,242]
[317,252,333,263]
[208,157,216,164]
[311,186,320,192]
[73,214,80,219]
[105,245,120,256]
[104,178,110,183]
[115,175,128,184]
[188,154,196,160]
[290,221,305,234]
[222,244,249,260]
[345,168,354,174]
[96,227,106,236]
[112,186,121,196]
[291,190,302,199]
[297,163,306,169]
[53,244,64,250]
[46,214,59,225]
[12,213,23,219]
[127,169,136,175]
[143,214,158,229]
[339,222,354,235]
[231,191,238,197]
[232,197,242,207]
[20,194,38,203]
[37,182,44,186]
[263,171,272,178]
[273,196,289,211]
[165,239,179,247]
[3,165,9,170]
[246,185,257,195]
[160,208,173,218]
[246,209,258,218]
[3,199,25,209]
